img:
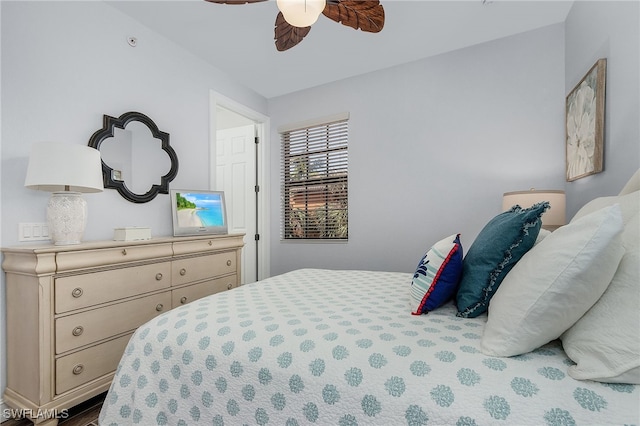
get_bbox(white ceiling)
[107,0,574,99]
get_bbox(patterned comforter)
[99,269,640,425]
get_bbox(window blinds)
[281,117,348,240]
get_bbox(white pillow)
[618,168,640,195]
[534,228,551,246]
[480,204,624,357]
[561,191,640,384]
[571,190,639,222]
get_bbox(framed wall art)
[565,58,607,182]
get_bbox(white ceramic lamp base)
[47,191,87,245]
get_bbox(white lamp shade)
[277,0,326,27]
[503,189,566,230]
[24,142,104,193]
[25,142,103,245]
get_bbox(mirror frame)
[88,111,179,203]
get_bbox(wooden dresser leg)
[33,417,59,426]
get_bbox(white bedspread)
[99,269,640,425]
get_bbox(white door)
[216,124,257,284]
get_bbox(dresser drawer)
[172,274,237,306]
[172,237,242,256]
[55,262,171,313]
[55,333,131,395]
[56,243,173,271]
[172,252,236,286]
[55,292,171,354]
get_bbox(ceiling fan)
[204,0,385,52]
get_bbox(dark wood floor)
[3,393,104,426]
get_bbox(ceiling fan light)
[277,0,326,28]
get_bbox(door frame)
[209,90,271,281]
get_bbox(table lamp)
[24,142,104,245]
[502,189,566,231]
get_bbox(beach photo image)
[175,192,225,228]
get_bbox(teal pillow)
[456,202,549,318]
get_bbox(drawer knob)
[72,364,84,375]
[156,304,164,312]
[180,268,187,276]
[71,287,83,298]
[180,296,188,304]
[155,273,163,281]
[226,260,232,266]
[122,249,127,255]
[208,240,213,246]
[72,326,84,337]
[227,283,233,290]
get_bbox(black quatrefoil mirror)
[88,111,179,203]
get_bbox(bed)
[100,172,640,425]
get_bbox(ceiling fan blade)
[204,0,267,4]
[274,12,311,52]
[322,0,385,33]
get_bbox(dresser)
[2,234,244,425]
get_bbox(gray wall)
[268,24,567,276]
[1,1,267,245]
[0,0,267,412]
[564,1,640,217]
[267,2,640,278]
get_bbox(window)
[280,113,348,240]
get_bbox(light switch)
[19,223,50,242]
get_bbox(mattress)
[99,268,640,425]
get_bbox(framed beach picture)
[565,58,607,182]
[171,189,228,236]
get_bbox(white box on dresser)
[113,226,152,241]
[1,234,244,425]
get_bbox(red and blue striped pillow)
[410,234,463,315]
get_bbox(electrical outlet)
[19,223,50,242]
